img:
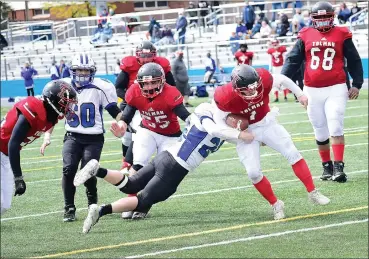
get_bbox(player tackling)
[281,1,364,182]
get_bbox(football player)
[115,41,176,171]
[73,102,253,234]
[45,53,122,222]
[0,80,77,214]
[281,1,364,182]
[112,62,191,219]
[234,43,254,66]
[214,64,330,220]
[267,39,289,102]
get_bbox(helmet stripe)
[80,54,84,65]
[85,54,89,65]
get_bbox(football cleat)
[74,159,100,187]
[308,189,330,205]
[332,161,347,183]
[320,161,333,181]
[272,200,285,220]
[83,204,100,234]
[132,211,148,220]
[121,211,134,219]
[63,207,76,222]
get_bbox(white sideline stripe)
[125,219,369,258]
[4,169,367,222]
[24,142,368,183]
[21,127,369,165]
[21,112,368,152]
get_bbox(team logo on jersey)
[240,101,264,114]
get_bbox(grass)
[1,90,368,258]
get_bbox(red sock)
[318,149,331,163]
[128,193,137,197]
[283,89,289,97]
[274,91,279,99]
[253,176,278,205]
[292,159,315,192]
[332,144,345,162]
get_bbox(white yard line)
[3,169,367,222]
[125,219,368,258]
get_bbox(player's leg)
[303,86,332,180]
[62,134,83,222]
[1,152,14,214]
[325,83,348,183]
[236,139,284,220]
[120,131,132,169]
[261,122,330,205]
[80,136,104,207]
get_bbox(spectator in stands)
[253,0,265,19]
[21,63,38,97]
[204,52,216,84]
[229,32,240,55]
[188,2,198,25]
[350,2,362,22]
[102,22,113,42]
[338,3,351,23]
[50,61,59,80]
[293,8,305,25]
[90,23,104,44]
[171,50,192,107]
[236,19,247,36]
[243,1,256,30]
[156,25,176,53]
[0,33,8,51]
[198,1,209,27]
[250,18,262,38]
[176,11,188,45]
[127,17,138,34]
[148,24,161,44]
[58,60,70,78]
[276,13,290,37]
[114,59,121,79]
[254,20,272,38]
[290,19,305,35]
[99,9,109,25]
[148,17,161,38]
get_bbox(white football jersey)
[167,103,225,171]
[62,78,118,134]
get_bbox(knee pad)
[313,126,330,143]
[316,138,329,145]
[247,170,263,184]
[121,132,132,146]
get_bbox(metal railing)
[349,7,368,30]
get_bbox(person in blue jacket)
[20,63,38,96]
[58,60,70,78]
[176,11,188,45]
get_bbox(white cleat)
[74,159,100,187]
[272,200,285,220]
[121,211,133,219]
[308,189,330,205]
[83,204,100,234]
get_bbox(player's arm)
[106,104,122,121]
[281,39,305,79]
[343,38,364,95]
[272,73,307,108]
[165,71,176,87]
[173,103,191,122]
[115,70,130,100]
[8,114,30,196]
[40,126,54,156]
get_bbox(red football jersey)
[298,26,352,87]
[267,46,287,67]
[120,56,172,88]
[125,83,183,135]
[235,51,254,65]
[214,68,273,124]
[0,97,55,155]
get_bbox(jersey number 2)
[67,103,96,128]
[310,47,336,71]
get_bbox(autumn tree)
[43,1,96,19]
[0,1,12,29]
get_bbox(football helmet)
[231,64,263,103]
[136,41,157,65]
[240,44,248,53]
[42,80,78,119]
[136,62,165,98]
[311,1,335,33]
[270,38,280,48]
[70,53,97,87]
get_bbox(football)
[225,114,249,131]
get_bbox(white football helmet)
[70,53,96,87]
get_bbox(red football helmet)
[136,41,157,65]
[270,38,280,48]
[311,1,335,33]
[136,62,165,98]
[231,65,263,104]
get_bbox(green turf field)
[1,91,368,258]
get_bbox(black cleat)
[320,161,333,181]
[64,207,76,222]
[284,96,288,102]
[273,98,279,102]
[332,161,347,183]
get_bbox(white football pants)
[1,152,14,214]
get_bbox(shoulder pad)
[336,26,352,39]
[120,56,139,72]
[214,84,232,111]
[125,83,140,105]
[99,78,113,84]
[297,27,310,39]
[155,57,171,73]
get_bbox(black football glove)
[14,176,26,196]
